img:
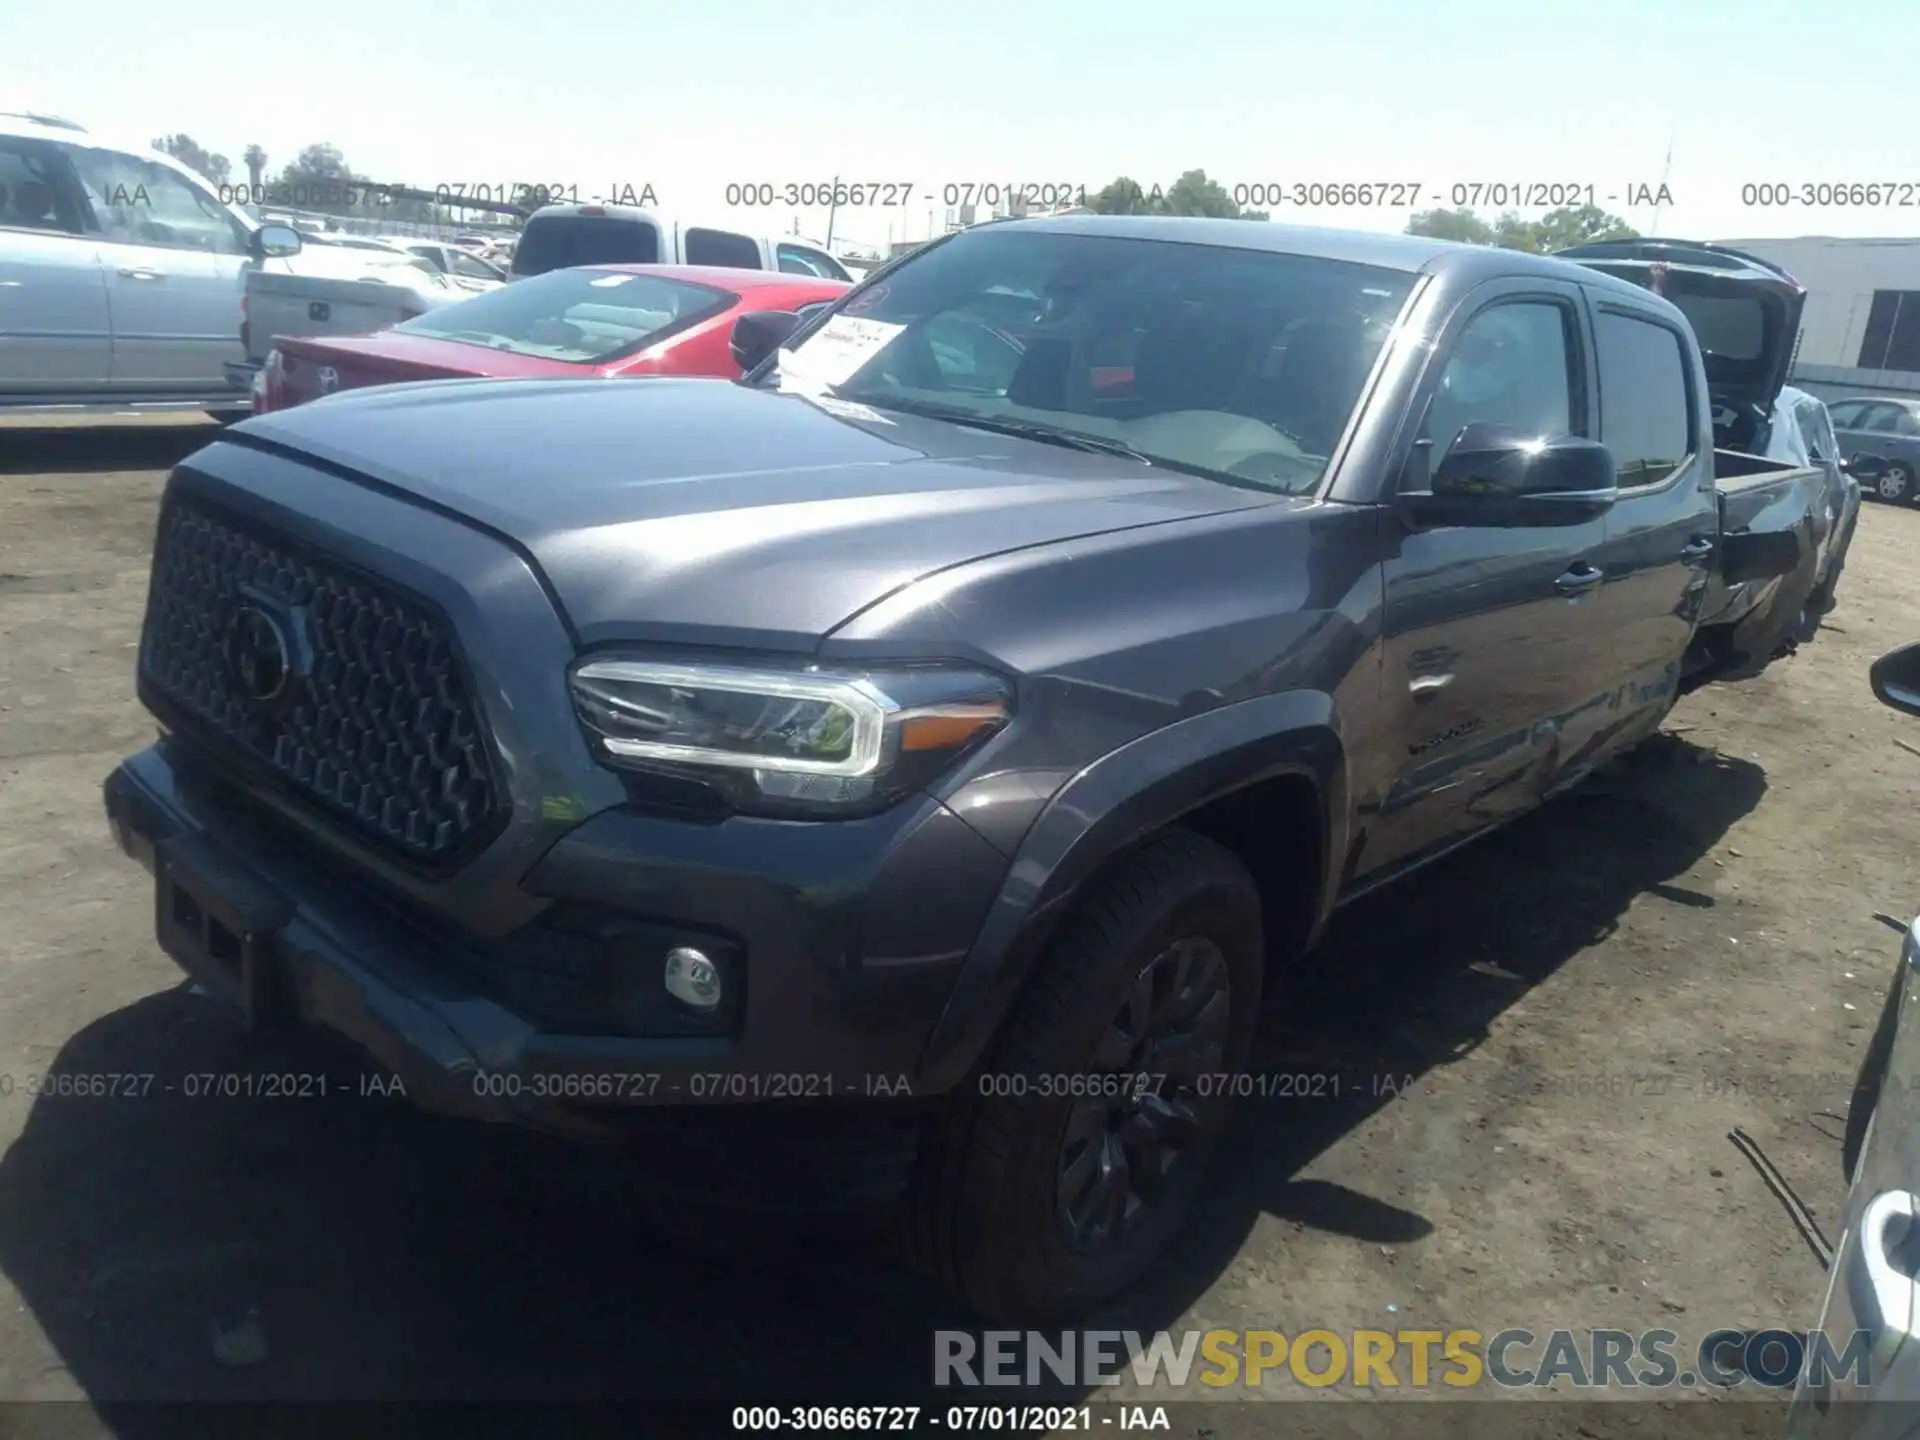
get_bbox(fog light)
[663,947,722,1011]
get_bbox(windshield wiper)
[857,396,1155,463]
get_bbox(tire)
[907,829,1265,1322]
[1877,463,1915,506]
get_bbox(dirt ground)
[1,416,1917,1437]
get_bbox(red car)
[256,265,850,413]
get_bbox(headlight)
[570,658,1012,817]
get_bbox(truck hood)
[228,378,1272,648]
[1556,239,1806,417]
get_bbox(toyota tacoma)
[104,215,1860,1321]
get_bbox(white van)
[507,202,852,282]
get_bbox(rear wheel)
[907,830,1264,1322]
[1877,463,1915,505]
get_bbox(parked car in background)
[107,216,1846,1323]
[1831,396,1920,505]
[0,109,429,419]
[252,265,847,412]
[508,202,853,282]
[1787,641,1920,1437]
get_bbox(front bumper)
[105,739,1009,1139]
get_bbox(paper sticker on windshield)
[589,274,632,287]
[782,315,905,388]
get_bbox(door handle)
[116,267,164,280]
[1680,537,1716,563]
[1553,562,1604,595]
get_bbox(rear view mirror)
[1406,424,1618,528]
[730,310,801,374]
[1843,453,1890,483]
[1871,642,1920,719]
[253,223,302,260]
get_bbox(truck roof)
[1005,214,1667,301]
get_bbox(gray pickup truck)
[104,216,1860,1322]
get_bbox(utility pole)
[826,174,839,252]
[1651,128,1675,237]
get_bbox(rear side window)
[1595,311,1694,487]
[510,215,659,276]
[684,228,761,268]
[393,268,734,364]
[0,139,88,234]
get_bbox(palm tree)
[243,145,267,192]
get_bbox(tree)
[153,133,230,187]
[1406,201,1637,254]
[243,144,267,191]
[1088,177,1160,216]
[1162,168,1243,219]
[1087,169,1266,221]
[1405,206,1495,245]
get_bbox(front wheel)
[908,830,1264,1322]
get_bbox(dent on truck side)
[819,499,1386,1089]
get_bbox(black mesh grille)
[140,496,501,867]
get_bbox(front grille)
[140,495,501,868]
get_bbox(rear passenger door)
[1584,294,1718,743]
[1366,279,1614,882]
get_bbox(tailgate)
[247,271,454,359]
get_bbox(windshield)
[392,268,733,364]
[510,214,660,276]
[772,226,1415,494]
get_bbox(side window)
[450,249,496,280]
[684,228,762,269]
[1857,402,1902,434]
[1827,401,1865,429]
[776,244,850,281]
[1593,310,1694,488]
[924,314,1023,394]
[1892,407,1920,438]
[1423,300,1577,466]
[1795,402,1834,463]
[66,146,246,254]
[0,139,88,234]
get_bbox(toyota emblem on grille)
[316,366,340,394]
[224,604,292,708]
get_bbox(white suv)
[0,110,418,419]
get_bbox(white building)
[1713,236,1920,401]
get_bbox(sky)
[5,0,1917,250]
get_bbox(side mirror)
[730,310,801,373]
[1843,453,1890,483]
[1406,423,1618,528]
[1871,642,1920,719]
[252,223,302,261]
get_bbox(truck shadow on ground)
[0,734,1764,1421]
[0,424,219,477]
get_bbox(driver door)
[1359,279,1616,885]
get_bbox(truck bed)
[1685,449,1829,688]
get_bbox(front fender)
[917,690,1347,1090]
